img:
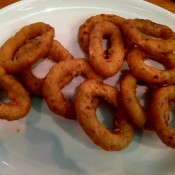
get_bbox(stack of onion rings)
[0,13,174,151]
[16,40,74,96]
[42,58,102,120]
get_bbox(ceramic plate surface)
[0,0,174,175]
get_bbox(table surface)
[0,0,175,13]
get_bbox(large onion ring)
[0,66,31,121]
[75,78,135,151]
[78,14,126,53]
[42,58,102,120]
[0,22,54,74]
[121,19,175,54]
[89,21,125,78]
[150,85,175,148]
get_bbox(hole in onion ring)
[169,102,175,129]
[96,100,115,132]
[102,39,110,59]
[144,59,165,71]
[31,58,55,78]
[62,76,85,100]
[136,83,151,111]
[0,90,10,103]
[13,36,42,62]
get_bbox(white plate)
[0,0,175,175]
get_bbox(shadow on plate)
[24,96,87,174]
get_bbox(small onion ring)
[150,85,175,148]
[42,58,102,120]
[89,21,125,78]
[0,66,31,121]
[0,22,54,74]
[126,48,175,84]
[78,14,126,53]
[75,78,135,151]
[16,40,74,96]
[121,19,175,54]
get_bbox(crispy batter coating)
[120,71,152,130]
[126,48,175,84]
[0,22,54,74]
[78,13,126,53]
[42,58,102,120]
[17,40,74,96]
[75,79,135,151]
[0,66,31,121]
[89,21,125,78]
[150,85,175,148]
[121,19,175,54]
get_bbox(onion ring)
[42,58,102,120]
[89,21,125,77]
[0,66,31,121]
[120,71,152,130]
[75,78,135,151]
[121,19,175,54]
[126,47,175,84]
[16,40,74,96]
[0,22,54,74]
[150,85,175,148]
[78,14,126,53]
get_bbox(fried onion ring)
[121,19,175,54]
[78,14,126,53]
[126,48,175,84]
[89,21,125,77]
[0,22,54,74]
[150,85,175,148]
[120,71,152,130]
[42,58,102,120]
[0,66,31,121]
[16,40,74,96]
[75,78,135,151]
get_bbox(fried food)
[120,71,152,130]
[42,58,102,120]
[89,21,125,77]
[150,85,175,148]
[126,47,175,84]
[121,18,175,54]
[0,66,31,121]
[0,22,54,74]
[78,13,126,53]
[17,40,74,96]
[75,78,135,151]
[0,13,175,151]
